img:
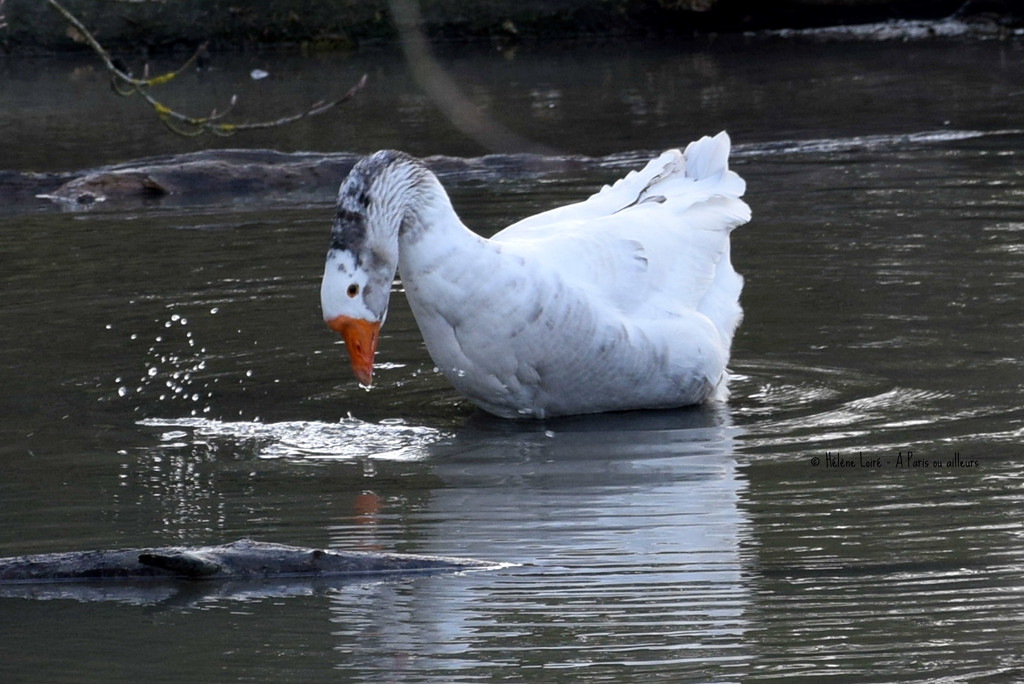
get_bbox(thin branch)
[45,0,367,137]
[204,75,368,134]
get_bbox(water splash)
[112,309,216,416]
[138,415,447,462]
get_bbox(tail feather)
[497,131,748,243]
[638,132,745,215]
[677,133,748,349]
[684,131,732,181]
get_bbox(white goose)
[320,132,750,419]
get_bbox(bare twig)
[197,75,369,136]
[45,0,367,136]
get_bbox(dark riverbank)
[4,0,1022,53]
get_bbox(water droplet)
[105,323,113,330]
[210,307,219,315]
[117,386,128,397]
[130,333,138,340]
[147,367,158,377]
[170,314,181,322]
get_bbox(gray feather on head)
[326,150,428,322]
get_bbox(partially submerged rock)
[757,15,1024,41]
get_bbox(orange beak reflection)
[325,315,380,386]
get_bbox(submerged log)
[13,148,588,211]
[0,538,497,583]
[33,149,361,208]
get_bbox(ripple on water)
[728,359,997,456]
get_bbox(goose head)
[321,151,425,386]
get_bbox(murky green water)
[2,34,1024,683]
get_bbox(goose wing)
[491,132,750,319]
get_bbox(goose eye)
[347,283,360,298]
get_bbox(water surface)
[2,35,1024,683]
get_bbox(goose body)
[321,132,750,419]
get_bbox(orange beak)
[325,315,380,386]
